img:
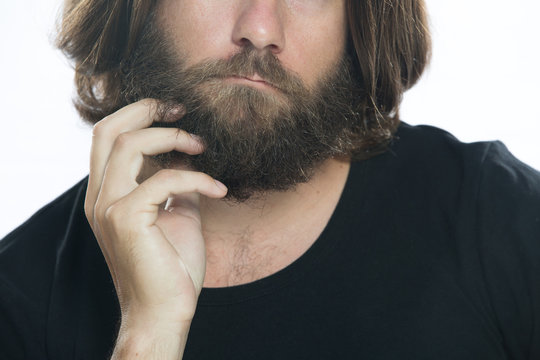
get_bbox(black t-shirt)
[1,123,539,359]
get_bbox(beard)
[120,17,366,201]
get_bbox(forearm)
[111,319,192,360]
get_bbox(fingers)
[95,169,226,270]
[104,169,227,230]
[85,99,180,224]
[98,127,204,205]
[88,100,160,201]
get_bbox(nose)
[232,0,285,54]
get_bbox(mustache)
[123,24,314,123]
[179,46,308,97]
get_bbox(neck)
[199,156,351,287]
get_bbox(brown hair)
[56,0,431,156]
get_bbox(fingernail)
[162,105,185,122]
[169,105,184,115]
[214,179,228,192]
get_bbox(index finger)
[85,99,178,223]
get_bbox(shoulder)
[384,122,540,234]
[385,122,540,198]
[362,122,540,276]
[0,176,89,301]
[0,176,89,257]
[0,177,89,357]
[391,122,496,168]
[388,123,540,358]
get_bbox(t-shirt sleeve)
[476,141,540,360]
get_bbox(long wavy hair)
[56,0,431,159]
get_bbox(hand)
[84,99,227,357]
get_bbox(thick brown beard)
[120,16,367,201]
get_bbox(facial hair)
[120,17,366,201]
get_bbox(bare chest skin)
[201,157,350,287]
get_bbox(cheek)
[287,21,347,89]
[159,1,235,67]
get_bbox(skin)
[85,0,349,358]
[159,0,348,91]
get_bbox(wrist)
[112,316,192,360]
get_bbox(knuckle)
[154,168,177,183]
[93,199,134,238]
[103,203,123,225]
[91,120,108,138]
[174,128,189,139]
[113,132,132,150]
[93,203,108,224]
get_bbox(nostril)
[237,38,280,55]
[236,38,279,55]
[239,38,251,47]
[267,44,280,53]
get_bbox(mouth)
[224,74,280,93]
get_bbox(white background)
[1,0,539,238]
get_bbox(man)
[1,0,539,359]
